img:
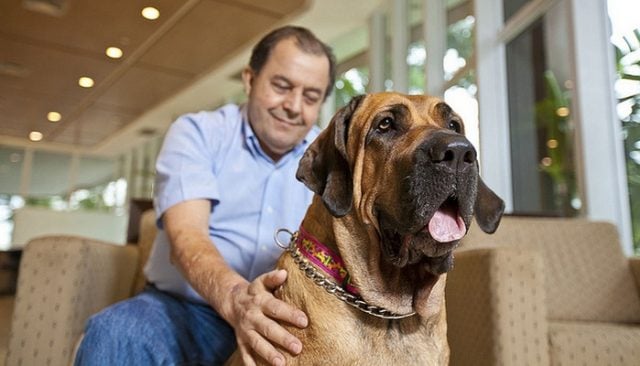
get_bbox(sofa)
[446,216,640,365]
[6,213,640,365]
[3,210,156,366]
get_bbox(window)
[504,5,579,216]
[29,151,72,199]
[610,0,640,254]
[335,67,369,109]
[0,145,126,248]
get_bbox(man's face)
[242,38,330,161]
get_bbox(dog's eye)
[447,120,462,133]
[377,117,393,132]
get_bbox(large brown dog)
[233,92,504,365]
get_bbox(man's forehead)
[263,39,329,87]
[267,39,327,67]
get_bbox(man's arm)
[162,199,308,366]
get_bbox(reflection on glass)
[505,10,579,217]
[444,14,479,153]
[335,67,369,109]
[408,41,426,94]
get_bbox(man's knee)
[75,289,234,365]
[84,301,149,341]
[75,295,173,365]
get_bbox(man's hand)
[163,200,307,366]
[223,269,308,366]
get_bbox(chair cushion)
[462,217,640,323]
[549,321,640,366]
[447,247,550,366]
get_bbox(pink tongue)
[428,209,466,243]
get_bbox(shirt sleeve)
[153,112,223,225]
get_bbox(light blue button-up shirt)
[144,104,318,303]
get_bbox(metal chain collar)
[275,229,416,320]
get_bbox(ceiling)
[0,0,383,157]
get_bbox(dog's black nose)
[426,131,476,172]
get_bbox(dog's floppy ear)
[296,95,364,217]
[474,177,505,233]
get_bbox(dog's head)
[297,92,504,315]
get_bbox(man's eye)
[377,117,393,132]
[448,120,462,133]
[273,83,289,92]
[304,94,320,105]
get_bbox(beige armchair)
[4,210,157,366]
[446,216,640,366]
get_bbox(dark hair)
[249,25,337,100]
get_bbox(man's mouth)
[270,109,302,126]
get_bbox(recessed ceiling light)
[105,46,123,59]
[141,7,160,20]
[78,76,94,88]
[47,111,62,122]
[29,131,43,142]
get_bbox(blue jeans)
[74,286,237,365]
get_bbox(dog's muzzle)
[417,131,476,243]
[379,130,479,275]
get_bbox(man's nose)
[283,90,302,116]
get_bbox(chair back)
[131,209,157,294]
[6,236,137,366]
[461,216,640,322]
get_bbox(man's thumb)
[262,269,288,290]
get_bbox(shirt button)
[261,245,268,251]
[266,206,274,214]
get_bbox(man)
[75,26,336,366]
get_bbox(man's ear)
[474,177,505,233]
[241,67,253,96]
[296,95,364,217]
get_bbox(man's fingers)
[260,269,288,290]
[235,269,308,365]
[248,330,286,366]
[239,345,257,366]
[264,297,308,328]
[253,270,308,328]
[258,316,303,355]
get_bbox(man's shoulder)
[306,124,321,142]
[170,104,242,136]
[179,103,242,126]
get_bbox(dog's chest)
[278,256,449,365]
[292,315,448,365]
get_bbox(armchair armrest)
[6,236,138,366]
[629,257,640,293]
[446,246,549,366]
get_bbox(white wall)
[11,207,128,248]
